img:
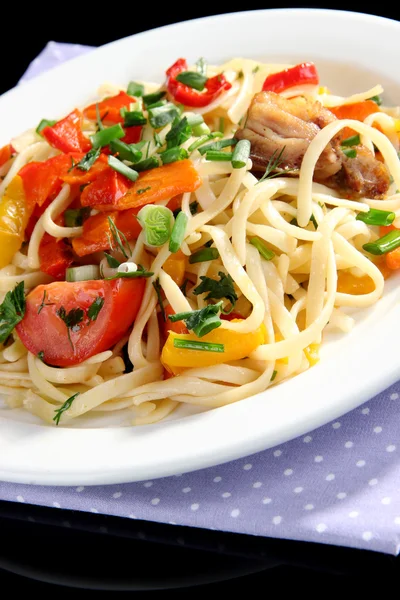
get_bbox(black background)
[1,4,400,592]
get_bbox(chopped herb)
[196,57,207,77]
[198,137,237,155]
[188,131,224,153]
[104,252,121,268]
[90,123,125,148]
[369,95,382,106]
[0,282,25,343]
[107,155,139,181]
[219,117,225,133]
[95,102,105,131]
[127,81,145,97]
[76,146,101,171]
[363,230,400,255]
[205,150,233,162]
[173,338,224,352]
[270,370,277,382]
[137,186,152,195]
[107,216,132,259]
[37,351,45,362]
[341,134,360,147]
[148,102,180,129]
[166,117,192,149]
[56,306,84,350]
[342,147,357,159]
[356,208,395,226]
[64,207,91,227]
[36,119,57,135]
[53,393,79,426]
[37,289,54,315]
[169,301,223,337]
[123,111,147,127]
[252,65,260,74]
[109,139,144,163]
[180,278,190,296]
[185,113,204,128]
[137,205,174,246]
[192,122,210,136]
[193,271,237,313]
[153,132,162,148]
[133,156,159,171]
[160,147,188,164]
[176,71,207,91]
[249,237,275,261]
[152,278,166,322]
[169,211,188,253]
[87,296,105,322]
[231,139,251,169]
[310,214,318,229]
[256,147,294,184]
[189,247,220,264]
[143,90,167,108]
[105,266,154,280]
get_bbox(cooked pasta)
[0,57,399,427]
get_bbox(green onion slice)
[109,139,144,163]
[249,237,275,261]
[362,230,400,255]
[342,147,357,159]
[64,207,91,227]
[107,155,138,181]
[176,71,207,91]
[231,139,251,169]
[134,156,160,172]
[36,119,57,135]
[198,137,237,155]
[127,81,145,97]
[137,204,174,247]
[76,147,101,171]
[188,132,224,153]
[90,124,125,149]
[66,265,100,282]
[356,208,395,226]
[189,247,220,264]
[143,91,167,107]
[173,338,224,352]
[205,150,233,162]
[169,211,188,253]
[123,111,147,127]
[160,147,189,165]
[341,134,361,147]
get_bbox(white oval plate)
[1,9,400,486]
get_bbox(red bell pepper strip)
[262,62,319,94]
[39,233,74,280]
[166,58,232,108]
[84,91,136,124]
[0,143,14,167]
[42,109,91,153]
[80,169,130,211]
[121,126,143,144]
[18,154,75,206]
[72,208,142,257]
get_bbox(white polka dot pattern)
[1,43,400,558]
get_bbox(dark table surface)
[1,5,400,591]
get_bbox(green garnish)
[192,122,211,137]
[37,289,54,315]
[137,204,174,247]
[341,134,360,147]
[185,113,204,128]
[252,65,260,74]
[169,301,223,337]
[256,147,292,184]
[137,186,152,195]
[173,339,224,352]
[173,201,198,218]
[176,71,207,91]
[95,102,106,131]
[123,111,147,127]
[189,247,220,264]
[169,211,188,253]
[127,81,145,97]
[363,230,400,255]
[87,297,104,322]
[219,117,225,134]
[369,95,382,106]
[104,253,121,268]
[310,214,318,230]
[180,278,190,296]
[160,147,188,164]
[90,123,125,149]
[76,147,101,172]
[53,393,79,426]
[231,139,251,169]
[107,155,139,181]
[107,216,132,259]
[166,117,192,149]
[148,102,180,129]
[0,282,25,343]
[188,132,224,153]
[143,90,167,107]
[64,207,91,227]
[36,119,57,135]
[356,208,395,226]
[205,150,233,161]
[153,132,162,148]
[198,137,237,155]
[196,57,207,77]
[271,370,277,382]
[193,271,237,313]
[109,139,145,163]
[249,237,275,261]
[133,156,159,172]
[342,147,357,159]
[56,306,84,351]
[152,278,166,322]
[37,351,45,362]
[105,266,154,280]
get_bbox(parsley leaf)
[169,302,223,337]
[104,253,121,268]
[193,272,238,313]
[76,147,101,172]
[56,306,84,350]
[87,297,104,322]
[166,117,192,149]
[0,282,26,343]
[53,392,80,426]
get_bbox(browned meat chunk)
[236,91,391,198]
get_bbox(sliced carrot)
[385,247,400,270]
[72,208,141,257]
[330,100,380,140]
[110,160,202,210]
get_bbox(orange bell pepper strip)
[18,154,75,206]
[0,143,14,167]
[39,233,74,280]
[379,224,400,270]
[61,153,109,185]
[84,91,136,124]
[109,160,201,211]
[72,208,142,257]
[337,271,375,294]
[161,322,266,374]
[42,109,91,153]
[80,169,130,211]
[0,176,32,268]
[329,100,380,140]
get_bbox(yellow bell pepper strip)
[304,343,320,367]
[337,271,375,295]
[162,250,186,286]
[0,176,31,268]
[161,321,266,374]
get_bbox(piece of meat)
[236,91,391,198]
[236,91,342,180]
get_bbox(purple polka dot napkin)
[2,42,400,556]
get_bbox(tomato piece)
[166,58,231,108]
[16,278,145,366]
[80,169,130,211]
[42,109,91,153]
[84,91,135,124]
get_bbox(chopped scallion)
[198,137,237,155]
[123,111,147,127]
[249,237,275,261]
[127,81,145,97]
[143,90,167,107]
[184,113,204,128]
[66,265,100,282]
[76,147,101,171]
[192,122,210,136]
[134,156,160,171]
[107,155,138,181]
[362,230,400,255]
[369,95,382,106]
[356,208,395,226]
[173,338,224,352]
[205,150,233,162]
[90,124,125,148]
[109,139,144,163]
[137,204,174,247]
[160,147,188,164]
[341,134,360,147]
[231,139,251,169]
[169,212,188,253]
[176,71,207,91]
[36,119,57,135]
[188,132,223,153]
[342,147,357,159]
[189,247,220,264]
[148,102,180,129]
[64,207,91,227]
[166,117,192,149]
